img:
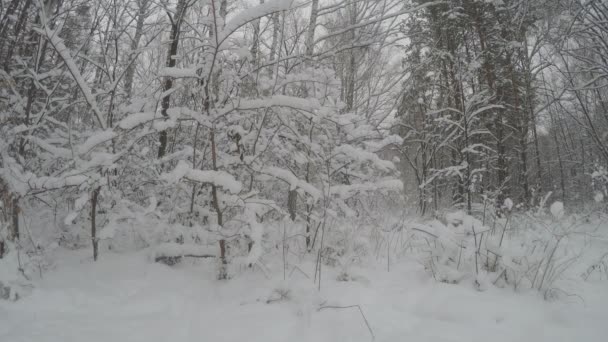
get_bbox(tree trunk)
[2,0,33,72]
[268,13,280,78]
[158,0,187,158]
[344,1,357,112]
[11,198,19,242]
[124,0,149,98]
[288,189,297,221]
[211,128,227,279]
[554,131,566,203]
[305,0,319,58]
[91,186,101,261]
[509,58,530,207]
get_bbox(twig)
[410,227,439,239]
[538,236,563,291]
[318,304,375,341]
[499,214,510,247]
[288,264,311,279]
[493,269,506,285]
[472,224,479,275]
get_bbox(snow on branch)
[468,104,503,119]
[168,107,213,127]
[214,95,321,118]
[118,112,157,130]
[78,130,116,155]
[331,179,403,198]
[28,175,89,190]
[0,148,32,195]
[158,67,199,78]
[334,145,395,172]
[39,26,106,129]
[218,0,294,44]
[314,1,445,45]
[261,167,322,199]
[162,161,242,194]
[366,135,404,151]
[29,137,72,158]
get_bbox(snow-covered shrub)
[0,242,36,301]
[582,253,608,281]
[591,166,608,201]
[403,203,589,298]
[266,281,293,304]
[265,279,324,323]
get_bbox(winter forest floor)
[1,243,607,342]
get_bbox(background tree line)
[0,0,606,278]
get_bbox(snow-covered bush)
[398,202,593,298]
[0,242,37,301]
[582,253,608,281]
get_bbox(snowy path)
[1,250,607,342]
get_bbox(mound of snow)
[550,201,565,219]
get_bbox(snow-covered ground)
[1,247,607,342]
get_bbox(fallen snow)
[0,248,607,342]
[152,242,217,259]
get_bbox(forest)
[0,0,607,341]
